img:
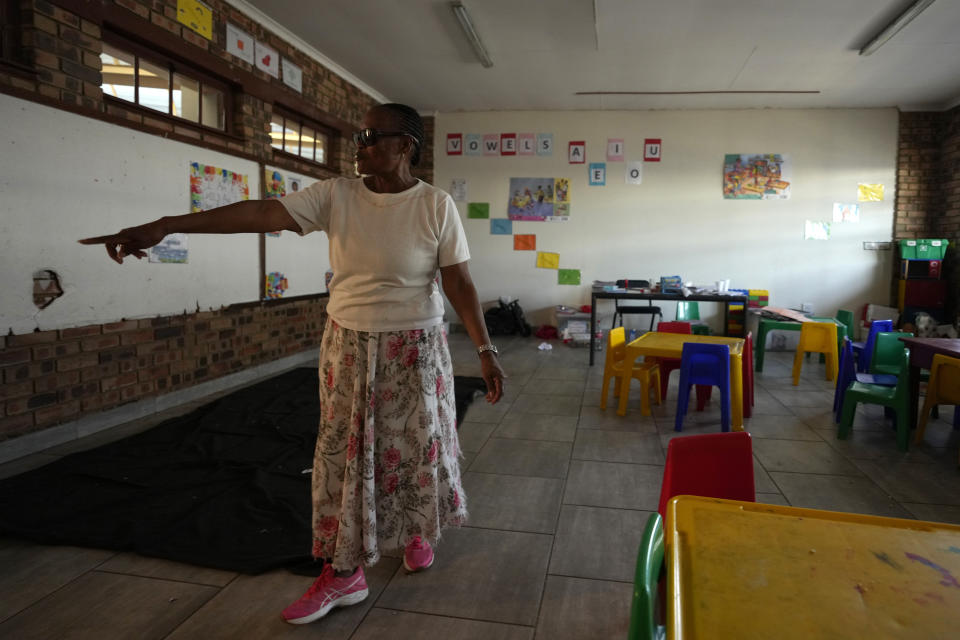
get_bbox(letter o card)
[644,138,662,162]
[446,133,462,155]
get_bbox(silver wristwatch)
[477,344,498,356]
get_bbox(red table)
[898,337,960,430]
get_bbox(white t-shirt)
[279,177,470,332]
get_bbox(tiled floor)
[2,333,959,639]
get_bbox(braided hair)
[377,103,424,166]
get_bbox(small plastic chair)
[838,348,911,451]
[695,331,753,418]
[657,431,755,516]
[869,332,913,376]
[676,301,710,335]
[627,513,665,640]
[654,321,692,401]
[915,355,960,452]
[601,327,662,416]
[852,319,893,373]
[675,343,731,432]
[833,338,897,423]
[612,281,662,332]
[791,321,838,385]
[835,309,855,339]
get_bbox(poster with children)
[507,177,570,221]
[722,154,791,200]
[190,162,249,212]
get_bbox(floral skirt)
[311,318,467,570]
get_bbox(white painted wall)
[0,94,329,335]
[435,109,898,330]
[263,166,330,297]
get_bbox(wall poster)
[723,154,791,200]
[508,177,570,221]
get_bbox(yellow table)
[665,496,960,639]
[625,332,745,430]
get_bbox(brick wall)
[1,297,326,441]
[894,108,959,323]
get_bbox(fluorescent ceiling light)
[859,0,936,56]
[450,1,493,68]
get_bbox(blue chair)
[675,343,730,432]
[852,319,893,372]
[833,338,897,424]
[627,513,665,640]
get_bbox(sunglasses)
[352,128,413,147]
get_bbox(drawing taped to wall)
[508,177,569,221]
[265,271,288,299]
[149,233,188,263]
[264,169,285,199]
[723,154,791,200]
[190,162,249,212]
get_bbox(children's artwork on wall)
[555,178,570,203]
[514,234,536,250]
[450,178,467,201]
[607,139,624,161]
[483,134,499,155]
[149,233,188,263]
[254,40,279,78]
[554,203,570,219]
[467,202,489,219]
[491,219,512,235]
[644,138,662,162]
[626,161,643,185]
[518,133,535,155]
[265,271,288,299]
[264,169,285,199]
[289,177,301,193]
[281,58,302,93]
[177,0,212,40]
[508,177,567,221]
[190,162,249,212]
[558,269,581,285]
[723,154,791,200]
[568,141,585,164]
[465,134,481,156]
[589,163,606,186]
[857,183,884,202]
[832,202,860,223]
[537,133,553,156]
[804,220,831,240]
[225,24,254,64]
[536,252,560,269]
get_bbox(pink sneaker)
[281,564,369,625]
[403,536,435,572]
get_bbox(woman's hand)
[78,220,168,264]
[479,352,506,404]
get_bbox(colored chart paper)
[537,252,560,269]
[558,269,581,285]
[491,219,513,235]
[858,183,884,202]
[468,202,490,219]
[514,234,536,250]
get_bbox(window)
[0,0,27,68]
[271,110,330,165]
[100,39,227,131]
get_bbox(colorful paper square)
[536,251,559,269]
[467,202,489,219]
[589,163,606,186]
[491,219,512,235]
[514,234,536,250]
[558,269,581,285]
[857,183,884,202]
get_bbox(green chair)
[676,301,710,335]
[869,331,913,376]
[627,513,665,640]
[838,348,911,451]
[835,309,855,339]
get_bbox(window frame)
[100,32,233,135]
[271,106,335,169]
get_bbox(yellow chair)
[791,321,838,385]
[915,355,960,457]
[601,327,662,416]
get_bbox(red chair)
[657,431,756,517]
[696,331,755,418]
[654,321,691,400]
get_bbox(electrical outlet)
[801,303,814,314]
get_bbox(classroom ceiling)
[237,0,960,113]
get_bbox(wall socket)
[801,303,814,313]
